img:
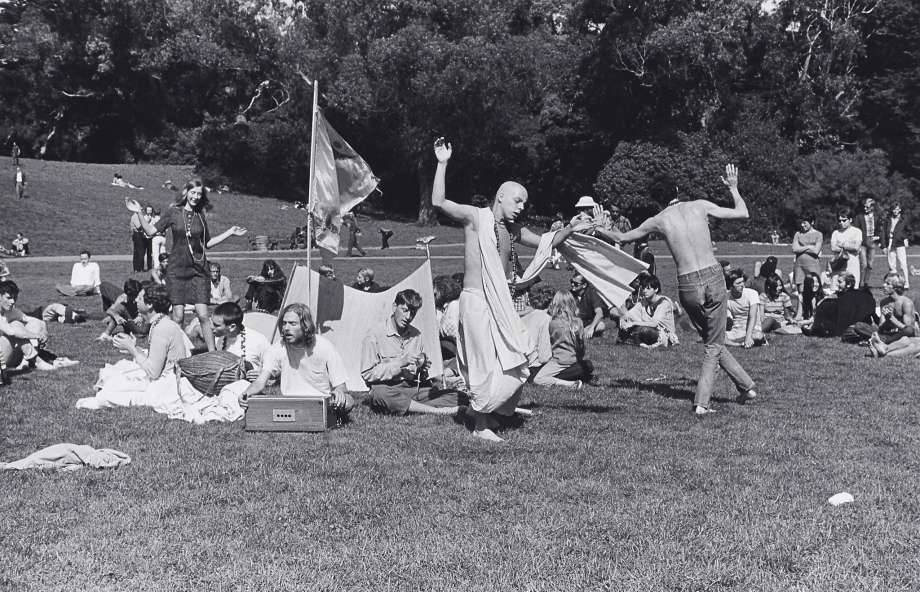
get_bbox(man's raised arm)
[704,164,749,220]
[431,138,476,226]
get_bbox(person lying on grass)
[532,290,593,388]
[0,280,78,374]
[618,273,679,348]
[361,289,464,416]
[239,303,353,417]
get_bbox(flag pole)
[306,79,319,301]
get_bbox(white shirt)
[70,261,101,288]
[218,328,270,371]
[262,335,347,397]
[727,287,760,328]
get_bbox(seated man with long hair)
[241,303,353,416]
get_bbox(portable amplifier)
[244,396,332,432]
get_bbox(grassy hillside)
[1,157,463,257]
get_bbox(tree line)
[1,0,918,239]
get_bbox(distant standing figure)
[830,210,863,288]
[791,213,823,299]
[343,213,366,257]
[14,166,25,199]
[130,207,149,272]
[633,239,656,277]
[12,233,29,257]
[885,202,910,289]
[854,197,881,288]
[150,208,167,260]
[379,227,394,250]
[11,142,20,166]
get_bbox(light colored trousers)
[887,247,909,287]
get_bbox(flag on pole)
[311,111,379,257]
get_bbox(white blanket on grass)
[1,443,131,471]
[75,360,246,424]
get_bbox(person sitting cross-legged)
[532,290,593,388]
[56,250,101,297]
[725,269,766,348]
[570,273,608,338]
[0,280,57,373]
[98,279,148,341]
[361,289,464,416]
[618,274,679,348]
[865,273,916,356]
[759,276,799,334]
[240,303,354,416]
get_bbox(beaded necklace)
[494,217,520,293]
[183,208,206,264]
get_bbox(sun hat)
[574,196,598,209]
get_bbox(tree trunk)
[416,159,438,226]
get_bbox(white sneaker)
[694,405,716,416]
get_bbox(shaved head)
[495,181,527,203]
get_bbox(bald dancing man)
[432,138,585,441]
[596,165,758,415]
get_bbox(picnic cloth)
[1,443,131,471]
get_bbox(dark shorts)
[166,274,210,306]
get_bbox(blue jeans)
[678,264,755,408]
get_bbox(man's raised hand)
[434,137,452,163]
[721,164,739,190]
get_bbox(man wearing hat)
[571,196,599,227]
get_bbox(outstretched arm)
[431,139,477,226]
[704,164,749,220]
[595,217,658,245]
[207,226,247,248]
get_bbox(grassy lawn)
[2,159,919,590]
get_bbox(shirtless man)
[432,138,584,441]
[596,165,757,415]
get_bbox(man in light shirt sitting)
[55,250,101,296]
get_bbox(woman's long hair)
[260,259,285,279]
[173,179,212,212]
[547,290,582,337]
[801,273,825,319]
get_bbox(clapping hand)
[112,332,137,353]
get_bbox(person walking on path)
[596,165,758,416]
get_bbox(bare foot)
[473,429,504,443]
[514,407,533,417]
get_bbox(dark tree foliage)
[1,0,918,238]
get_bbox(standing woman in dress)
[126,180,246,350]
